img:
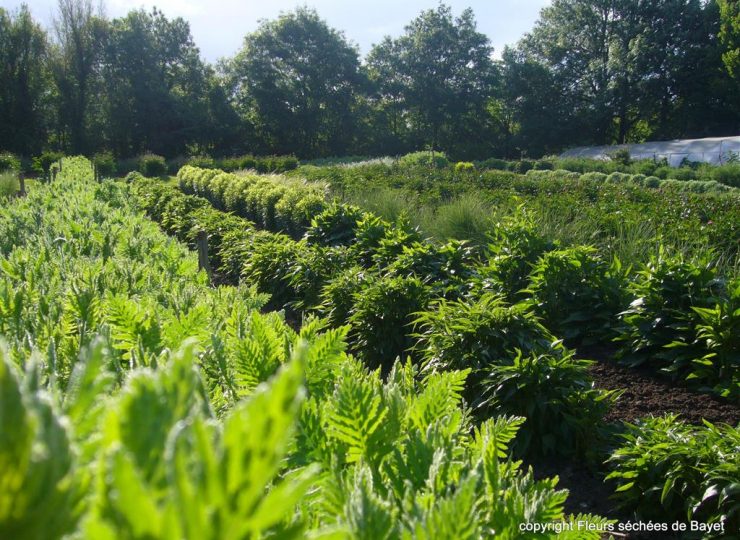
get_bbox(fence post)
[18,173,26,197]
[196,230,212,282]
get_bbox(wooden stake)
[18,173,26,197]
[196,230,212,281]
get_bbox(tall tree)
[718,0,740,79]
[228,8,363,157]
[0,4,50,155]
[51,0,106,154]
[367,5,498,159]
[102,8,230,156]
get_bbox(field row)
[166,166,740,401]
[129,166,739,531]
[2,157,616,538]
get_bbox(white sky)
[1,0,551,62]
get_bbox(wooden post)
[18,173,26,197]
[58,159,62,172]
[196,230,212,281]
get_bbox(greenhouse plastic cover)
[561,136,740,166]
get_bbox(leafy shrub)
[607,415,739,531]
[482,350,615,458]
[185,154,216,169]
[475,213,557,302]
[524,246,629,345]
[533,159,554,170]
[242,234,308,309]
[386,240,477,298]
[31,151,63,175]
[628,159,658,176]
[317,266,370,326]
[644,175,661,187]
[255,155,299,173]
[616,251,730,389]
[399,151,449,168]
[477,157,509,170]
[304,203,364,246]
[348,274,430,373]
[454,161,475,172]
[669,167,696,181]
[0,151,21,172]
[0,172,19,197]
[414,293,563,409]
[606,172,631,183]
[138,153,167,177]
[711,163,740,187]
[608,148,631,165]
[513,159,535,174]
[93,151,117,177]
[581,172,608,182]
[691,277,740,399]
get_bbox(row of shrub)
[475,155,740,187]
[132,171,740,530]
[176,165,327,237]
[172,166,740,401]
[524,168,737,193]
[132,175,619,460]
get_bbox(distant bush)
[217,155,298,173]
[399,150,449,168]
[581,172,608,182]
[711,163,740,187]
[31,151,63,175]
[0,171,18,197]
[138,153,167,177]
[533,159,554,170]
[0,151,21,172]
[513,159,535,174]
[608,148,631,165]
[669,167,696,181]
[186,154,216,169]
[477,157,509,170]
[606,172,631,183]
[93,152,117,177]
[454,161,475,172]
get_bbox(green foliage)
[348,275,430,372]
[32,151,64,175]
[93,151,116,177]
[0,172,18,198]
[179,165,327,237]
[712,163,740,187]
[616,251,738,395]
[305,203,364,246]
[607,415,740,532]
[454,161,475,172]
[0,151,21,172]
[414,293,562,409]
[476,212,557,302]
[524,246,629,345]
[482,350,615,458]
[138,153,167,177]
[0,347,83,540]
[399,151,450,169]
[1,157,607,538]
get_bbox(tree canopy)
[0,0,737,161]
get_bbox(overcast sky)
[1,0,550,62]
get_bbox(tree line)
[1,0,738,161]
